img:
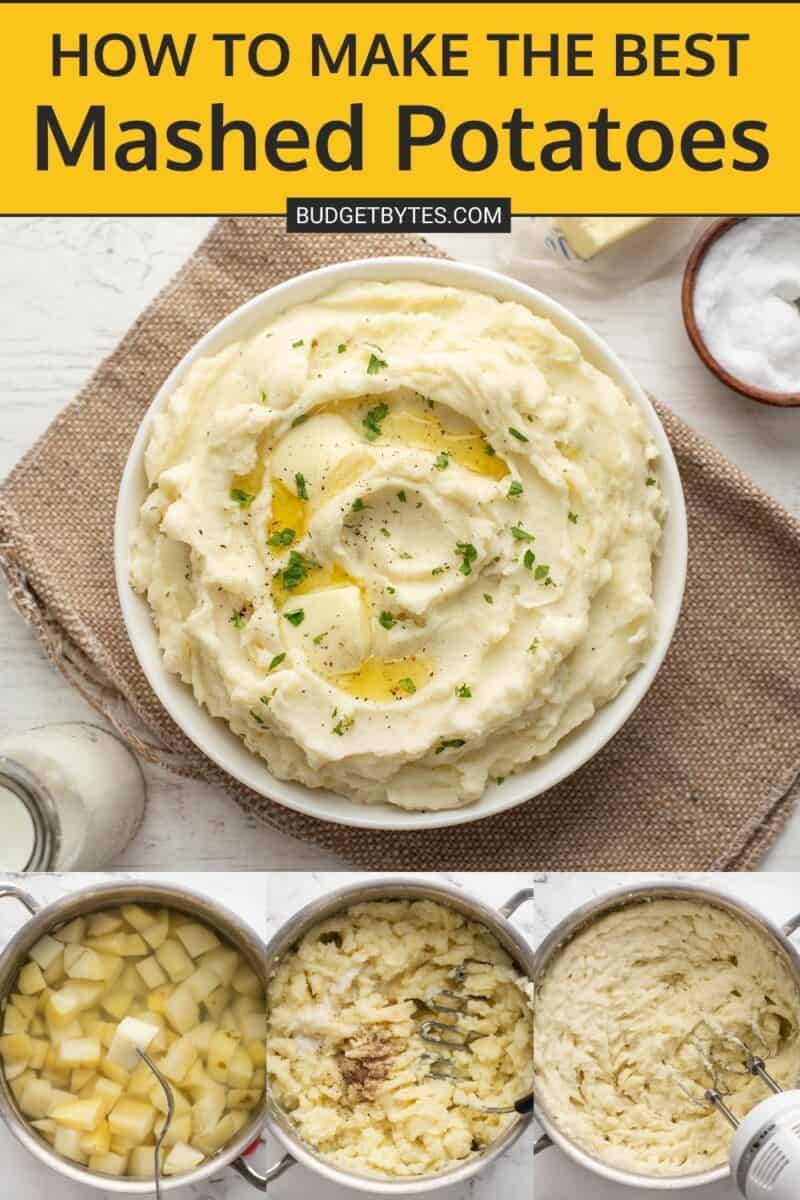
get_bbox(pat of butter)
[556,216,656,260]
[282,584,370,674]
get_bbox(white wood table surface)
[1,218,799,871]
[533,872,800,1199]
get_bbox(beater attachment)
[677,1021,784,1129]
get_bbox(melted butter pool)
[330,654,434,702]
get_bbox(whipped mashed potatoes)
[534,898,800,1176]
[130,279,664,809]
[266,898,533,1177]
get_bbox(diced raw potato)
[43,955,66,986]
[141,913,169,951]
[162,1036,198,1085]
[87,933,128,957]
[229,1088,261,1109]
[204,986,231,1021]
[11,993,38,1018]
[20,1078,53,1119]
[107,1017,158,1072]
[155,939,194,983]
[101,991,133,1021]
[31,1117,57,1138]
[218,1008,239,1032]
[184,1060,213,1094]
[66,948,107,982]
[119,965,146,996]
[136,956,167,990]
[63,944,84,974]
[240,1012,266,1042]
[129,1145,157,1177]
[108,1097,156,1142]
[3,1007,30,1034]
[110,1134,140,1155]
[228,1046,254,1089]
[47,989,83,1027]
[155,1111,192,1148]
[193,1110,247,1156]
[88,1150,128,1175]
[120,904,155,931]
[201,947,239,986]
[99,1055,130,1087]
[41,1060,71,1089]
[146,984,174,1015]
[71,1068,96,1092]
[58,1038,101,1067]
[51,1096,106,1131]
[207,1031,241,1084]
[80,1120,111,1155]
[232,965,261,996]
[163,985,198,1035]
[150,1081,190,1117]
[192,1086,226,1136]
[0,1032,32,1061]
[163,1141,204,1176]
[48,1020,83,1047]
[8,1065,34,1092]
[127,1059,157,1098]
[123,934,147,957]
[29,936,64,971]
[93,1077,124,1106]
[87,913,124,938]
[54,1124,89,1164]
[46,1087,76,1112]
[175,923,220,959]
[18,962,46,995]
[28,1038,48,1071]
[185,966,222,1003]
[186,1023,215,1055]
[53,918,87,945]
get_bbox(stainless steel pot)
[532,881,800,1190]
[265,877,535,1194]
[0,880,267,1193]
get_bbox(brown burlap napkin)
[1,217,799,871]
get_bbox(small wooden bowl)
[681,216,800,408]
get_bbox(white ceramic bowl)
[115,257,687,831]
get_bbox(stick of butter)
[556,217,656,260]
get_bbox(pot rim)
[265,875,534,1194]
[532,879,800,1190]
[0,879,266,1193]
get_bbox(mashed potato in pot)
[266,898,533,1177]
[534,898,800,1176]
[130,280,665,809]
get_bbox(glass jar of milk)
[0,723,146,871]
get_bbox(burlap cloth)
[1,217,798,871]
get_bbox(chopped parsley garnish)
[351,498,366,512]
[379,611,396,630]
[508,480,523,498]
[380,526,390,538]
[523,548,535,570]
[292,339,304,348]
[509,427,529,443]
[646,476,657,487]
[435,738,466,754]
[268,652,286,672]
[362,402,389,440]
[387,585,396,594]
[397,489,407,503]
[332,714,355,736]
[284,609,305,626]
[313,632,326,645]
[260,390,268,404]
[456,542,478,576]
[431,565,447,576]
[534,564,550,581]
[281,550,319,591]
[268,527,295,548]
[290,413,308,428]
[483,593,494,604]
[295,472,309,500]
[568,511,579,524]
[250,710,265,726]
[229,608,248,629]
[455,684,472,699]
[528,638,540,654]
[433,452,450,470]
[366,353,388,376]
[484,443,497,457]
[259,690,277,705]
[231,488,255,507]
[511,524,535,542]
[337,343,347,354]
[397,677,417,695]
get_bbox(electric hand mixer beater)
[679,1020,800,1199]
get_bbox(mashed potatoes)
[266,898,533,1177]
[131,279,665,810]
[534,898,800,1176]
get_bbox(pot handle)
[499,887,534,920]
[784,912,800,938]
[261,1150,296,1186]
[532,1106,553,1156]
[0,884,39,916]
[231,1151,275,1189]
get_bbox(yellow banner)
[1,2,796,213]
